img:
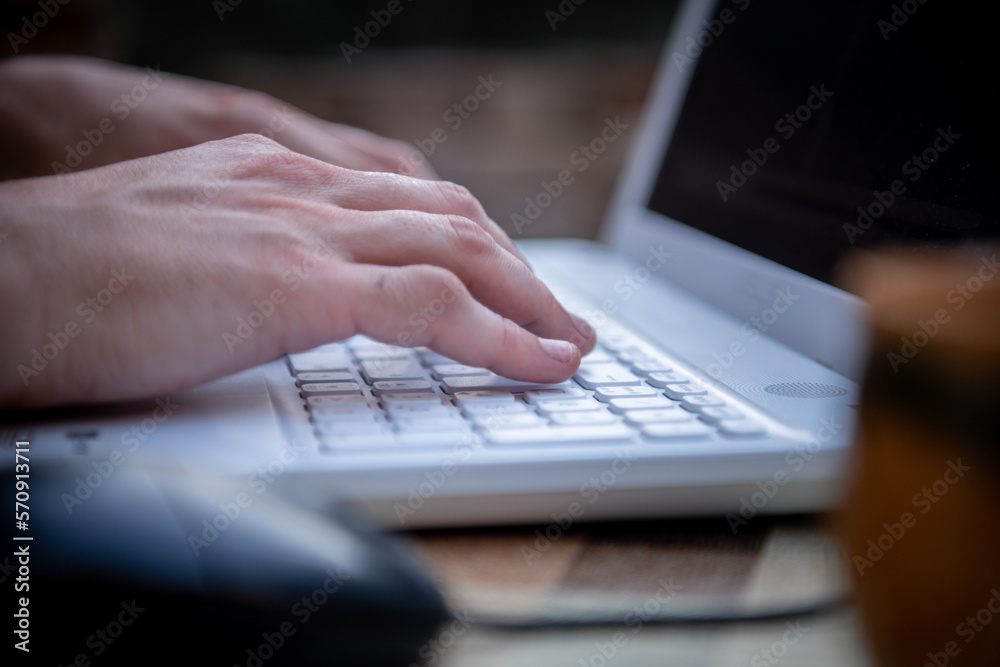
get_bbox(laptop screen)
[647,0,998,287]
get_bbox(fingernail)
[570,314,596,353]
[571,314,593,339]
[540,338,576,364]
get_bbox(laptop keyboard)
[289,322,769,453]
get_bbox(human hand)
[0,134,595,408]
[0,55,435,180]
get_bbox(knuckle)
[446,215,496,259]
[224,132,284,151]
[411,264,467,301]
[437,180,483,218]
[229,139,339,187]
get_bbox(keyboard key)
[631,361,674,375]
[717,419,767,438]
[380,392,443,407]
[372,380,433,395]
[393,417,469,433]
[395,430,478,448]
[345,336,383,350]
[353,347,416,361]
[580,349,616,364]
[598,336,634,353]
[308,395,368,411]
[418,349,455,366]
[698,406,746,423]
[549,411,620,426]
[296,371,354,384]
[451,390,517,406]
[300,382,362,395]
[313,413,379,431]
[440,375,569,393]
[593,385,659,402]
[533,398,601,415]
[316,421,392,438]
[523,387,586,404]
[473,413,547,430]
[641,422,714,440]
[307,393,366,406]
[573,364,642,389]
[617,350,659,365]
[311,407,375,422]
[662,384,708,400]
[361,360,425,383]
[431,364,492,378]
[288,350,350,372]
[607,396,676,413]
[645,372,690,388]
[459,402,528,416]
[384,403,453,419]
[485,424,634,446]
[680,394,727,411]
[624,409,695,426]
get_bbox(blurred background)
[1,0,679,240]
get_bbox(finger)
[320,168,531,267]
[281,126,440,179]
[331,209,595,354]
[312,122,441,179]
[333,264,582,383]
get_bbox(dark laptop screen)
[647,0,998,286]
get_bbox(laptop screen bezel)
[599,0,869,381]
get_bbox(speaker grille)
[763,382,848,398]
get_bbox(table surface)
[207,49,879,667]
[408,515,876,667]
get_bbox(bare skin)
[0,58,595,408]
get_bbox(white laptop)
[9,0,989,529]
